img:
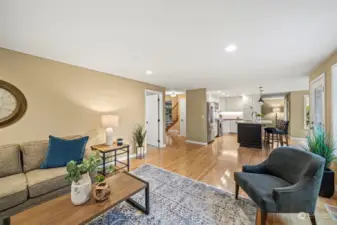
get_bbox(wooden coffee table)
[8,172,149,225]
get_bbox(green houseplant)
[133,124,147,159]
[65,153,101,205]
[302,126,336,198]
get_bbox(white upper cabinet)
[220,98,227,111]
[220,97,243,112]
[242,94,262,120]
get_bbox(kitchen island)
[237,120,272,149]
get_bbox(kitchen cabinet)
[230,120,238,133]
[221,120,238,134]
[221,120,231,133]
[219,97,243,112]
[242,95,261,120]
[220,98,227,112]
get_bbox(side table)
[91,143,130,176]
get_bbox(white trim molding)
[145,89,165,149]
[331,63,337,139]
[289,136,306,141]
[168,129,179,133]
[185,140,208,146]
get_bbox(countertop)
[236,120,273,125]
[219,118,242,121]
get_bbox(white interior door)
[146,94,159,146]
[179,98,186,136]
[310,74,325,129]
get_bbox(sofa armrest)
[272,177,320,213]
[242,162,267,174]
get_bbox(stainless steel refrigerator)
[207,102,217,143]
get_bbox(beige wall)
[262,99,285,127]
[0,48,165,152]
[288,90,309,138]
[186,89,207,143]
[309,50,337,135]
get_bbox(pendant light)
[258,87,264,105]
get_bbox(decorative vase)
[93,181,110,202]
[136,146,145,159]
[71,172,92,205]
[319,168,335,198]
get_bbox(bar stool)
[264,120,289,146]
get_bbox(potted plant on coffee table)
[302,126,336,198]
[65,153,101,205]
[133,124,147,159]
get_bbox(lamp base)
[106,128,113,146]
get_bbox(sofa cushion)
[21,135,82,172]
[0,144,22,178]
[234,172,290,212]
[40,136,89,169]
[26,167,69,198]
[0,173,28,211]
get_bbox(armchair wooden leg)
[235,183,239,199]
[256,209,267,225]
[309,213,317,225]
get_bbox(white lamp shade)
[101,115,119,128]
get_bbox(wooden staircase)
[166,102,179,131]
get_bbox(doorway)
[145,90,164,148]
[332,64,337,138]
[310,73,325,130]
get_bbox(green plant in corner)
[133,124,147,147]
[302,126,336,169]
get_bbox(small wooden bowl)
[92,182,110,202]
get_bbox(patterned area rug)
[89,164,256,225]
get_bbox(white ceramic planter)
[136,146,145,159]
[71,172,92,205]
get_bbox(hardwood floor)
[130,133,337,225]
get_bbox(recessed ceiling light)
[224,44,237,53]
[145,70,153,75]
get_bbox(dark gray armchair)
[234,147,325,225]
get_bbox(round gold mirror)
[0,80,27,128]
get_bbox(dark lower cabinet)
[237,123,262,149]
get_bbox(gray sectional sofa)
[0,135,89,218]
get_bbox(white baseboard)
[160,144,167,148]
[290,136,306,141]
[185,140,208,146]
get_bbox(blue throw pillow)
[40,135,89,169]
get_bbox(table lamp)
[101,115,119,145]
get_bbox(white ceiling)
[1,0,337,95]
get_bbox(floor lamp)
[273,107,281,124]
